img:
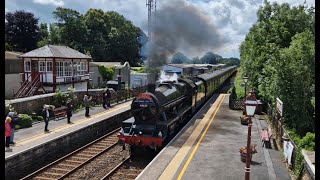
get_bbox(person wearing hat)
[42,105,50,132]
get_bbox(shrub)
[18,114,32,128]
[36,116,44,121]
[15,125,21,130]
[300,132,315,151]
[52,88,77,107]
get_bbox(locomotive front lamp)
[244,88,257,117]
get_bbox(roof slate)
[19,45,91,59]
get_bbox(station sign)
[276,98,283,117]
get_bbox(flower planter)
[240,153,252,162]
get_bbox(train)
[117,66,237,150]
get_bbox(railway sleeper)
[41,171,64,177]
[57,163,78,168]
[33,176,56,180]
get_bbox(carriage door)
[31,60,39,81]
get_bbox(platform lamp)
[242,74,249,115]
[244,88,257,180]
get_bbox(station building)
[15,45,92,98]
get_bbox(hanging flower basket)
[240,153,252,162]
[239,144,257,162]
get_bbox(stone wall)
[5,109,132,179]
[5,89,106,114]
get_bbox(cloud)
[33,0,64,6]
[5,0,315,59]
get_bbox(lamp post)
[244,88,257,180]
[243,74,248,98]
[243,74,249,115]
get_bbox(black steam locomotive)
[118,66,237,150]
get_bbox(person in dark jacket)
[106,89,111,107]
[102,90,107,109]
[42,105,50,132]
[66,101,73,124]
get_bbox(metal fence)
[266,103,298,170]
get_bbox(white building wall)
[5,74,21,99]
[56,82,87,92]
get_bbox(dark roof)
[19,45,91,59]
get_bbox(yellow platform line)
[16,102,130,145]
[177,95,225,180]
[158,94,225,180]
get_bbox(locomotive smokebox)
[147,84,156,93]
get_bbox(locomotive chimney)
[147,84,156,93]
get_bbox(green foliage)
[52,87,77,107]
[52,7,141,65]
[299,132,315,151]
[171,52,189,64]
[15,125,21,130]
[36,116,44,121]
[239,1,315,136]
[17,114,32,128]
[5,10,41,52]
[98,65,115,81]
[136,67,145,73]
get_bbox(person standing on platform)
[7,112,19,145]
[5,117,12,152]
[102,90,107,109]
[83,94,92,117]
[66,101,73,124]
[106,88,111,107]
[42,105,50,132]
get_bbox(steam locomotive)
[118,66,237,150]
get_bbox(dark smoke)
[145,0,224,68]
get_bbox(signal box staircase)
[14,73,45,98]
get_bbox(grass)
[233,68,252,99]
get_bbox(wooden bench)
[53,106,67,120]
[260,126,273,148]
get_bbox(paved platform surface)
[5,101,132,159]
[138,94,291,180]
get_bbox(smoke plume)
[145,0,224,68]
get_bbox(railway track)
[101,150,154,180]
[21,128,121,180]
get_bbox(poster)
[283,141,294,165]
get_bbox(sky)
[5,0,314,59]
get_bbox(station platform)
[137,94,291,180]
[5,101,131,159]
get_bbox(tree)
[37,23,49,47]
[171,52,189,64]
[53,7,87,52]
[200,52,218,64]
[239,0,314,135]
[5,10,41,52]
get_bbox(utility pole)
[146,0,156,41]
